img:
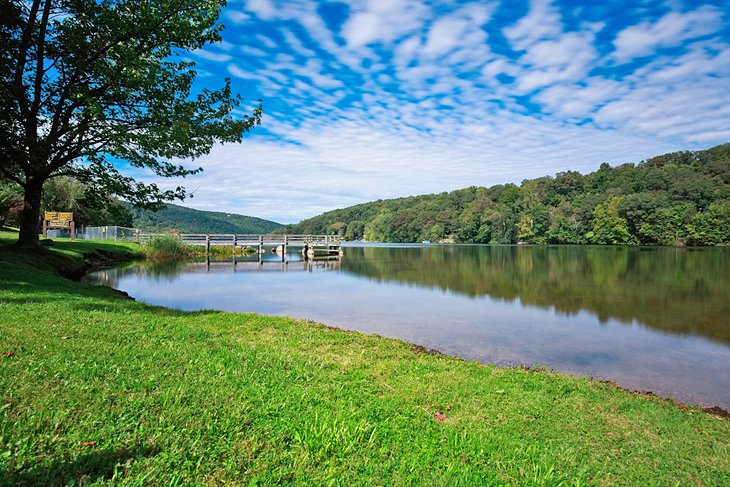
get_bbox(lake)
[90,244,730,410]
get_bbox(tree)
[1,0,261,247]
[587,197,635,245]
[344,220,365,241]
[40,176,133,226]
[685,203,729,246]
[0,180,23,228]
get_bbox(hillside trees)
[286,143,730,246]
[1,0,261,248]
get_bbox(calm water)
[90,244,730,409]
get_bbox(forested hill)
[281,143,730,246]
[130,203,282,234]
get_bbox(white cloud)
[341,0,429,48]
[612,6,724,62]
[149,1,730,222]
[225,10,250,24]
[245,0,277,19]
[163,112,684,223]
[282,28,317,58]
[423,17,470,56]
[514,32,598,92]
[504,0,563,51]
[192,49,233,63]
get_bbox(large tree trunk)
[16,176,44,249]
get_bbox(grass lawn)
[1,230,729,485]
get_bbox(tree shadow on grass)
[2,444,160,487]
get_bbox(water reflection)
[341,245,730,346]
[89,244,730,409]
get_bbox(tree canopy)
[283,143,730,247]
[1,0,261,247]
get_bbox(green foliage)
[686,203,730,246]
[588,197,635,245]
[0,180,22,228]
[140,235,193,262]
[130,203,282,234]
[328,221,347,236]
[287,143,730,246]
[1,0,261,246]
[344,220,366,240]
[39,177,134,227]
[1,239,729,484]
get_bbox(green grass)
[140,235,193,262]
[0,233,728,485]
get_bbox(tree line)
[282,143,730,246]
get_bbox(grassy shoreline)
[1,233,729,484]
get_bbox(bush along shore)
[140,235,259,262]
[1,233,729,484]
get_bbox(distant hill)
[280,143,730,246]
[130,203,282,234]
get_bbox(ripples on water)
[90,244,730,409]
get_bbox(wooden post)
[70,221,75,241]
[233,234,237,255]
[42,219,47,239]
[258,235,263,255]
[282,235,288,262]
[206,234,210,254]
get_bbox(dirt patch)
[701,406,730,420]
[410,343,443,356]
[597,379,729,420]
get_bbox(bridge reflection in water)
[200,255,342,273]
[92,254,342,289]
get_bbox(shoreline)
[94,249,730,417]
[9,234,730,417]
[2,235,729,483]
[75,241,730,418]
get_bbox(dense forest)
[282,143,730,246]
[129,203,282,234]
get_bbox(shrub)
[141,236,193,262]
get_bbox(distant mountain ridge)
[130,203,282,234]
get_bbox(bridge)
[138,233,344,259]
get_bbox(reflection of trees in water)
[93,260,188,287]
[342,246,730,345]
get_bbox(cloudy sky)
[158,0,730,223]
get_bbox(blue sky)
[158,0,730,223]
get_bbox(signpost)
[43,212,75,240]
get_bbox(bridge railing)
[137,233,344,247]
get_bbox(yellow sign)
[45,212,73,227]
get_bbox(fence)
[57,226,141,241]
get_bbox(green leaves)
[289,143,730,247]
[2,0,261,246]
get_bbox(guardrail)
[137,234,344,258]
